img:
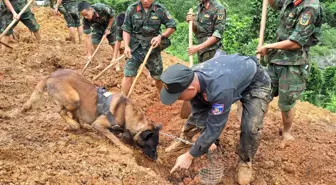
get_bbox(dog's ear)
[142,131,154,141]
[122,129,134,145]
[155,124,162,131]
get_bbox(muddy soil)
[1,7,335,185]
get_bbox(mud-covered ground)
[0,7,335,185]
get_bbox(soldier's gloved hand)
[151,35,162,48]
[186,14,195,23]
[124,46,132,59]
[13,12,20,20]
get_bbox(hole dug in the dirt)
[133,147,226,185]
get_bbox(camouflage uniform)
[122,1,176,80]
[0,1,6,32]
[0,0,40,36]
[60,0,80,28]
[116,24,122,42]
[266,0,322,112]
[49,0,66,15]
[194,0,226,63]
[82,3,117,45]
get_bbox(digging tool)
[0,40,13,49]
[81,35,106,74]
[236,0,269,122]
[0,0,34,39]
[188,8,194,67]
[93,55,125,80]
[257,0,268,60]
[127,45,154,98]
[180,8,195,119]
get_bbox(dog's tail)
[20,77,48,113]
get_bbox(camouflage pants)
[181,62,271,162]
[124,46,162,80]
[62,2,80,28]
[57,5,67,15]
[0,3,39,36]
[267,63,308,112]
[91,25,116,45]
[197,49,217,63]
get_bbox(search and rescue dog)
[20,69,161,160]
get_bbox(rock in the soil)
[283,163,296,174]
[253,177,267,185]
[183,177,192,184]
[263,161,275,169]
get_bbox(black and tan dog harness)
[96,87,123,133]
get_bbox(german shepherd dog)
[20,69,161,160]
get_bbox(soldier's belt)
[134,34,155,41]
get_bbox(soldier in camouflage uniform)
[1,0,41,52]
[78,1,117,69]
[54,0,83,43]
[186,0,226,63]
[257,0,322,151]
[121,0,176,96]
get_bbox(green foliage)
[322,1,336,27]
[88,0,132,14]
[249,0,279,43]
[302,65,336,112]
[223,14,253,54]
[165,22,190,61]
[156,0,198,22]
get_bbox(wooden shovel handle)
[93,55,125,80]
[188,8,194,67]
[127,45,154,98]
[81,35,106,74]
[257,0,268,60]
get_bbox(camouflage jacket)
[122,1,176,50]
[61,0,75,5]
[195,0,226,54]
[83,3,116,34]
[116,25,122,41]
[268,0,322,65]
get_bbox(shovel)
[82,35,106,74]
[180,8,195,119]
[127,45,154,98]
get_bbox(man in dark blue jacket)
[160,54,271,184]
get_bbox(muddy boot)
[237,160,253,185]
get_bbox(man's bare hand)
[256,45,269,56]
[13,12,20,20]
[186,14,195,23]
[151,35,162,48]
[188,45,201,56]
[124,46,132,59]
[209,143,217,152]
[170,152,194,174]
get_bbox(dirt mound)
[1,7,335,185]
